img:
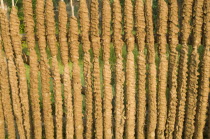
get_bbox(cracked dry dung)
[0,10,26,139]
[45,0,63,138]
[135,0,146,138]
[36,0,54,138]
[165,0,179,138]
[0,41,16,139]
[113,0,125,138]
[145,0,157,138]
[184,0,204,138]
[10,7,31,139]
[174,0,193,138]
[90,0,103,138]
[102,0,112,138]
[79,0,93,138]
[194,0,210,138]
[124,0,136,138]
[156,0,168,138]
[23,0,42,138]
[58,1,74,139]
[69,17,83,139]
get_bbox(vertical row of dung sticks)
[0,0,209,138]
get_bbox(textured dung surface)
[36,0,54,138]
[194,0,210,138]
[102,0,113,138]
[165,0,179,138]
[79,0,93,138]
[23,0,42,138]
[174,0,193,138]
[135,0,146,138]
[0,92,5,138]
[0,10,26,139]
[145,0,157,138]
[156,0,168,138]
[45,0,63,138]
[58,1,74,139]
[64,66,74,139]
[69,17,84,139]
[0,32,16,139]
[10,7,31,139]
[113,0,125,138]
[90,0,103,138]
[124,0,136,138]
[0,53,16,139]
[59,1,69,66]
[184,0,204,138]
